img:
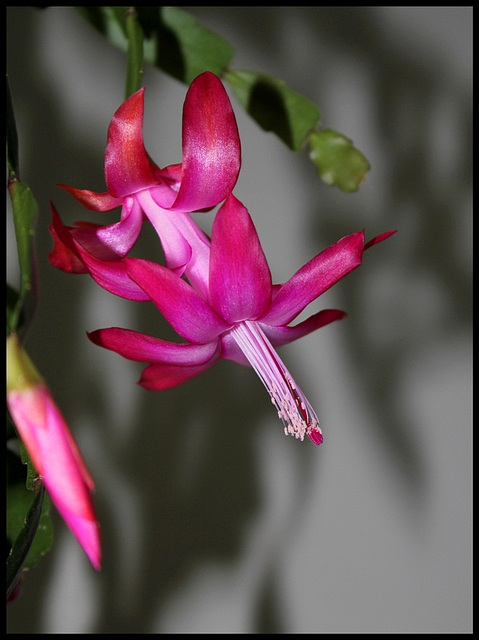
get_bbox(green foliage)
[309,129,370,192]
[76,6,370,192]
[77,6,234,86]
[224,70,320,152]
[6,449,53,600]
[7,79,38,337]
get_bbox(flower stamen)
[230,321,323,444]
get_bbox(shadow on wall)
[301,7,472,501]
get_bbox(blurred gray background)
[7,7,472,633]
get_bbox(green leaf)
[75,6,128,49]
[145,6,234,84]
[309,129,370,192]
[7,78,39,335]
[8,179,38,334]
[224,70,321,151]
[77,6,235,85]
[6,449,53,599]
[19,439,40,492]
[6,284,21,337]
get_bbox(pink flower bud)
[7,335,101,570]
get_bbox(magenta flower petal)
[209,194,272,322]
[139,358,219,390]
[88,327,219,365]
[48,201,145,277]
[49,73,242,289]
[262,309,347,347]
[70,197,144,259]
[57,184,122,212]
[260,231,366,326]
[169,72,241,213]
[75,248,150,301]
[104,88,158,197]
[364,229,397,250]
[49,205,89,274]
[47,70,395,447]
[125,258,231,343]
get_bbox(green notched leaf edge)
[309,129,370,192]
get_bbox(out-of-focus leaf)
[7,285,21,338]
[18,439,40,492]
[6,449,53,599]
[309,128,370,192]
[7,78,38,335]
[225,69,321,152]
[144,6,234,84]
[75,6,127,49]
[77,6,234,85]
[7,180,38,334]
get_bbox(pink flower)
[48,71,241,298]
[7,335,101,570]
[88,194,395,444]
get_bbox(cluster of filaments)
[230,320,322,444]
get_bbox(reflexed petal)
[170,72,241,212]
[49,208,148,299]
[139,358,219,390]
[104,88,158,197]
[210,194,272,322]
[76,249,149,301]
[48,198,145,275]
[57,184,121,211]
[364,229,397,250]
[88,327,219,365]
[262,309,346,347]
[48,204,89,273]
[221,310,346,362]
[125,258,231,343]
[70,197,144,259]
[261,231,366,326]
